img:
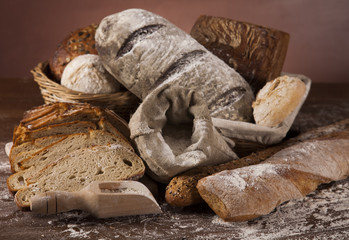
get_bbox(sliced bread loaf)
[14,144,145,208]
[8,129,133,189]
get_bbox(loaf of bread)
[165,118,349,207]
[14,144,145,209]
[10,103,131,173]
[8,103,146,210]
[49,24,98,80]
[190,15,290,94]
[197,131,349,221]
[252,75,307,127]
[61,54,120,94]
[96,9,254,121]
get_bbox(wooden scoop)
[30,181,162,218]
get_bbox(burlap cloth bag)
[129,73,311,183]
[129,84,238,183]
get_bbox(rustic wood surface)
[1,77,349,240]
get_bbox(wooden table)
[1,78,349,240]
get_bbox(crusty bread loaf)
[96,9,254,121]
[7,130,133,192]
[49,24,98,81]
[165,118,349,207]
[14,144,145,208]
[197,131,349,221]
[61,54,120,94]
[252,75,306,128]
[190,15,290,94]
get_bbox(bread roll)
[252,75,306,128]
[95,9,254,121]
[190,16,290,94]
[61,54,120,94]
[49,24,98,80]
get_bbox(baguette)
[197,131,349,221]
[14,144,145,209]
[165,118,349,206]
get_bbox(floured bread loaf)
[96,8,254,121]
[61,54,120,94]
[252,75,306,127]
[197,132,349,221]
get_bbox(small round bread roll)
[252,75,306,128]
[49,24,98,80]
[61,54,120,94]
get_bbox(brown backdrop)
[1,0,348,83]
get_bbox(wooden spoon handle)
[30,191,83,214]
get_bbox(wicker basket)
[31,61,140,121]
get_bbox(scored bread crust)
[14,144,145,208]
[96,9,254,121]
[252,75,306,128]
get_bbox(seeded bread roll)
[190,15,290,94]
[61,54,120,94]
[49,24,98,81]
[253,75,306,128]
[96,9,254,121]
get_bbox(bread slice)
[9,135,65,171]
[13,120,97,146]
[7,129,133,191]
[13,103,103,140]
[14,144,145,208]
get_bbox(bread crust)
[197,132,349,221]
[49,24,98,81]
[190,15,290,95]
[252,75,306,128]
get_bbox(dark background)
[1,0,348,82]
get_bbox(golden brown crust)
[49,24,98,81]
[190,15,290,94]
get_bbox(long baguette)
[165,118,349,206]
[197,131,349,221]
